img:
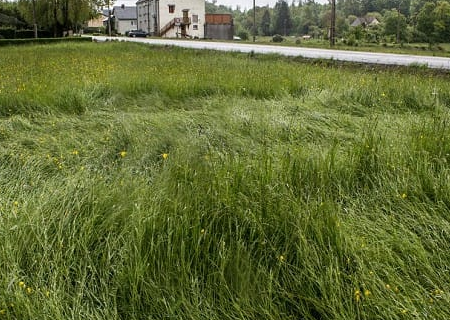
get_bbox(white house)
[136,0,204,38]
[113,5,138,35]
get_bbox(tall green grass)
[0,42,450,319]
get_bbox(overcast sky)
[115,0,327,11]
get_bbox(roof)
[351,17,379,27]
[112,6,137,20]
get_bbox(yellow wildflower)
[354,290,361,302]
[200,229,205,234]
[279,255,285,262]
[364,289,371,297]
[26,287,32,294]
[18,281,25,288]
[120,151,127,158]
[385,284,391,290]
[162,153,169,160]
[13,201,19,207]
[72,150,79,155]
[401,193,407,199]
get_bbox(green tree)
[383,8,408,42]
[417,1,438,44]
[274,0,292,35]
[433,1,450,43]
[18,0,95,36]
[261,9,271,35]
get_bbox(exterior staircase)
[159,18,176,37]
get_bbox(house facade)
[136,0,204,38]
[113,5,138,35]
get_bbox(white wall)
[116,20,138,35]
[159,0,204,38]
[137,0,204,38]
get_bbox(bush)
[237,31,248,41]
[83,26,106,34]
[0,27,15,39]
[272,34,284,42]
[0,37,92,47]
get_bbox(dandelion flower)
[162,153,168,160]
[401,193,407,199]
[279,255,285,262]
[26,287,32,294]
[120,151,127,158]
[72,150,79,155]
[18,281,25,288]
[385,284,391,290]
[200,228,205,234]
[13,201,19,207]
[354,290,361,302]
[364,289,371,297]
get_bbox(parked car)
[126,30,148,37]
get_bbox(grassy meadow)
[1,41,450,319]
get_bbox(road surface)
[91,36,450,70]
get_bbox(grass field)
[1,41,450,319]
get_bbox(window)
[193,25,198,30]
[192,15,198,23]
[168,5,175,13]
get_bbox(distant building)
[351,17,380,28]
[113,5,138,35]
[87,10,109,29]
[204,14,233,40]
[136,0,205,38]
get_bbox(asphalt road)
[91,36,450,70]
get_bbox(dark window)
[168,5,175,13]
[192,15,198,23]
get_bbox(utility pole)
[107,0,112,37]
[330,0,335,46]
[396,1,401,44]
[253,0,256,42]
[32,0,38,38]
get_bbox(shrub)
[0,37,92,47]
[84,26,106,34]
[237,31,248,41]
[272,34,284,42]
[0,27,15,39]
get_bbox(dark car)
[126,30,148,37]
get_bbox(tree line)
[0,0,105,37]
[207,0,450,44]
[1,0,449,44]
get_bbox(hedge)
[0,37,92,47]
[0,28,55,39]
